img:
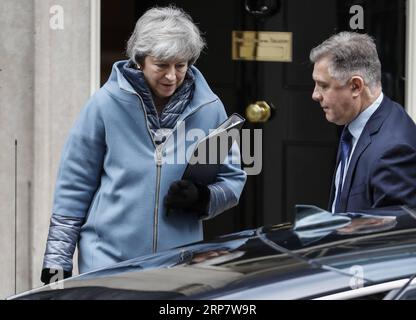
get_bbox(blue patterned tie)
[335,126,353,213]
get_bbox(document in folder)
[182,113,245,185]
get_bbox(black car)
[9,205,416,300]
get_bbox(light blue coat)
[51,61,246,273]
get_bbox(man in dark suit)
[310,32,416,213]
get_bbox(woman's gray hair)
[309,32,381,89]
[126,6,206,65]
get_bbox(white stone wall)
[406,0,416,121]
[0,0,94,298]
[0,0,35,298]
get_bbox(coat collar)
[105,60,218,120]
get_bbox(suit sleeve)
[371,143,416,208]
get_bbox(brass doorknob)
[245,101,272,123]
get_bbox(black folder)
[182,113,245,185]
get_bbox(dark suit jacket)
[330,95,416,213]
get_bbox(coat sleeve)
[43,96,106,272]
[371,143,416,208]
[42,214,83,272]
[202,101,247,220]
[203,142,247,219]
[52,97,106,218]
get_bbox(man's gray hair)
[126,6,206,65]
[309,32,382,89]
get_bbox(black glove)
[41,268,72,285]
[164,180,210,216]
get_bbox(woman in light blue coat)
[41,6,246,284]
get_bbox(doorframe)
[406,0,416,121]
[90,0,101,95]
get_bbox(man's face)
[141,56,188,102]
[312,57,359,125]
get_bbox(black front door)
[101,0,406,239]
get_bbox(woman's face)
[140,56,188,104]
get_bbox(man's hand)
[164,180,210,216]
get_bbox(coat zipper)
[153,144,163,252]
[120,86,217,253]
[120,88,161,253]
[132,92,161,253]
